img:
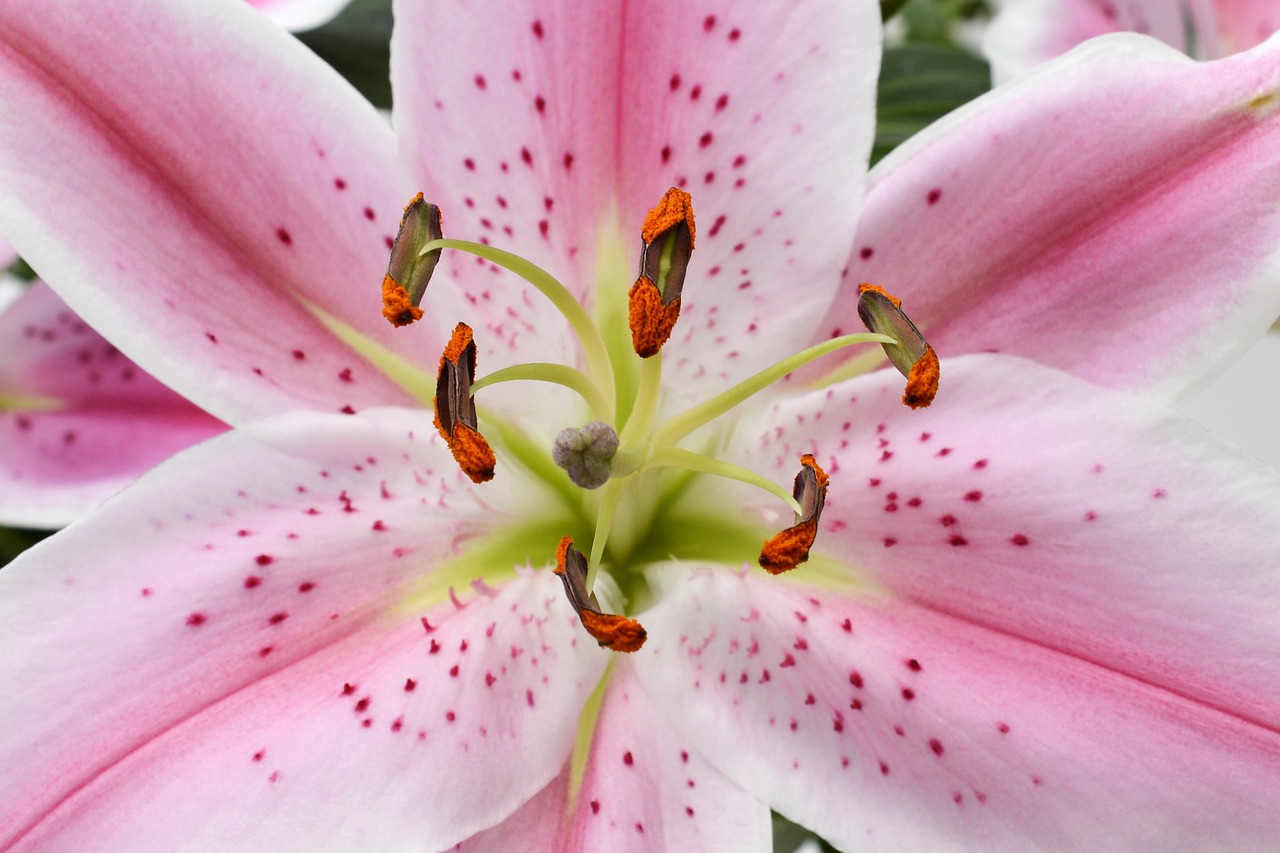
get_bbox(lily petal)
[0,281,225,527]
[635,563,1280,850]
[0,0,424,424]
[736,354,1280,721]
[390,0,881,402]
[825,33,1280,402]
[0,408,604,850]
[455,663,771,851]
[247,0,353,32]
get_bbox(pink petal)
[824,33,1280,402]
[390,0,881,402]
[455,664,771,851]
[0,282,225,527]
[1213,0,1280,52]
[0,0,424,425]
[984,0,1194,81]
[735,354,1280,724]
[247,0,353,32]
[634,564,1280,850]
[0,409,604,850]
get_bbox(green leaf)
[874,42,991,164]
[297,0,394,110]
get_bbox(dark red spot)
[186,612,207,626]
[255,554,274,566]
[391,716,403,733]
[660,145,672,163]
[859,247,874,260]
[623,751,634,766]
[449,664,460,678]
[372,520,386,531]
[689,84,702,101]
[338,368,353,383]
[906,658,922,672]
[686,806,695,817]
[520,147,533,166]
[429,639,441,654]
[780,654,796,668]
[894,725,905,736]
[258,646,274,657]
[1011,534,1030,546]
[973,458,989,469]
[205,332,218,343]
[531,19,543,38]
[474,74,487,90]
[948,535,968,547]
[929,738,945,756]
[563,151,574,170]
[485,672,496,687]
[669,73,682,91]
[850,698,863,711]
[879,760,890,775]
[298,581,316,593]
[446,711,456,722]
[849,670,863,688]
[940,515,957,527]
[275,227,293,246]
[590,800,600,814]
[1152,488,1167,499]
[998,722,1010,734]
[291,349,305,360]
[883,537,897,547]
[715,93,729,111]
[703,14,715,30]
[538,220,549,238]
[728,27,741,41]
[635,823,644,834]
[526,688,536,708]
[699,132,713,148]
[534,95,545,113]
[906,497,922,508]
[841,618,852,632]
[404,678,417,692]
[964,490,982,502]
[926,188,942,205]
[268,612,287,625]
[253,750,265,762]
[901,688,915,701]
[363,206,376,221]
[464,158,476,171]
[354,697,371,713]
[342,683,356,695]
[805,693,816,705]
[244,576,262,589]
[333,177,346,190]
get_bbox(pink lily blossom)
[0,279,226,527]
[2,0,1280,850]
[986,0,1280,80]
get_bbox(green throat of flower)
[379,188,938,653]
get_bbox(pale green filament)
[471,362,610,420]
[648,446,803,516]
[420,238,617,421]
[586,476,628,590]
[652,332,895,450]
[618,351,663,445]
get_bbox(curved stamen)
[470,362,611,420]
[647,447,803,516]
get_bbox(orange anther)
[434,322,495,483]
[857,283,939,409]
[381,274,424,327]
[553,536,647,652]
[628,276,681,358]
[758,454,829,574]
[641,187,697,247]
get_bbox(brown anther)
[381,193,443,327]
[554,536,647,653]
[629,188,696,358]
[759,454,829,574]
[434,322,496,483]
[857,283,939,409]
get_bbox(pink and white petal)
[734,354,1280,722]
[391,0,880,403]
[0,408,604,850]
[0,282,226,527]
[1211,0,1280,53]
[0,0,425,425]
[824,33,1280,403]
[984,0,1193,82]
[1181,330,1280,468]
[0,233,14,267]
[247,0,352,32]
[455,663,771,852]
[633,564,1280,850]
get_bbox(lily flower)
[1,1,1280,851]
[986,0,1280,81]
[0,279,226,527]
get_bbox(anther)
[759,454,830,574]
[629,187,696,357]
[382,193,444,327]
[856,284,939,409]
[434,322,496,483]
[554,537,646,652]
[552,421,619,489]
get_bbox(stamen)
[552,421,620,489]
[759,454,830,574]
[554,537,647,652]
[434,322,496,483]
[857,284,939,409]
[382,193,443,327]
[629,188,696,357]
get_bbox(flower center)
[379,189,937,652]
